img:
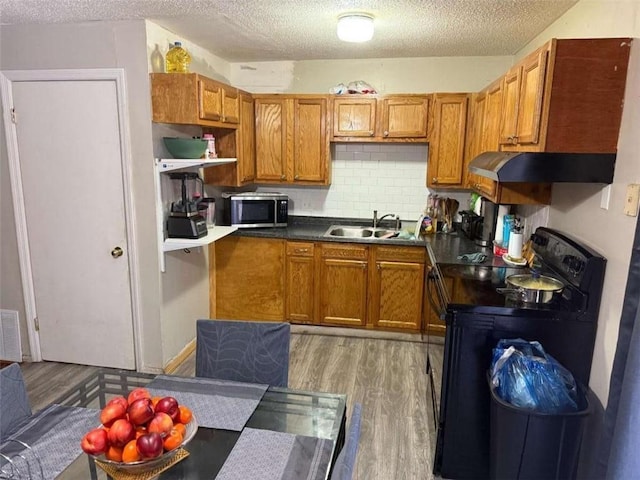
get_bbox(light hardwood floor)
[19,333,443,480]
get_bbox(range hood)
[468,152,616,183]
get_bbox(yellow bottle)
[165,42,191,73]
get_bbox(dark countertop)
[230,216,511,267]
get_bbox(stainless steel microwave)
[221,192,288,228]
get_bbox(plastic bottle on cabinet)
[165,42,191,73]
[202,134,217,159]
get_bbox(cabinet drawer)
[321,243,368,260]
[375,246,425,263]
[287,242,315,257]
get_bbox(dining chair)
[330,402,363,480]
[195,319,290,387]
[0,363,32,441]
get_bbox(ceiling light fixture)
[337,13,374,43]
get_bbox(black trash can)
[489,377,591,480]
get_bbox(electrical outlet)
[624,184,640,217]
[600,185,611,210]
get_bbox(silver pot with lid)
[497,273,564,304]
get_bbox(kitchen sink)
[323,225,399,239]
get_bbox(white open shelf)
[156,157,237,172]
[154,157,238,272]
[163,226,238,252]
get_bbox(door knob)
[111,246,124,258]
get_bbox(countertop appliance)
[459,210,484,241]
[167,172,207,239]
[425,227,606,479]
[221,192,288,228]
[477,198,499,247]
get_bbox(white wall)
[513,0,640,404]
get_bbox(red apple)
[136,432,164,459]
[127,387,151,405]
[155,396,179,423]
[106,395,128,411]
[81,428,109,455]
[127,398,154,426]
[100,402,127,428]
[107,418,136,448]
[148,412,173,436]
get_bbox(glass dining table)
[48,369,347,479]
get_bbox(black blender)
[166,172,208,239]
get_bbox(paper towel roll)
[494,205,510,245]
[508,232,524,259]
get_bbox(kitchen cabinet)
[317,243,369,328]
[369,246,425,331]
[212,236,285,321]
[463,92,487,191]
[332,95,430,141]
[497,38,630,153]
[499,45,547,148]
[150,73,239,128]
[285,242,315,323]
[427,93,469,188]
[254,95,330,185]
[205,91,256,186]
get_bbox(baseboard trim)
[164,338,196,374]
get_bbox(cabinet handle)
[369,131,374,136]
[432,178,438,184]
[377,264,381,270]
[294,175,300,180]
[361,263,367,269]
[383,131,389,137]
[280,174,286,180]
[294,248,309,254]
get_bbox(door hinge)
[10,108,16,124]
[34,316,39,331]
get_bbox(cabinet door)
[293,98,328,183]
[475,78,503,198]
[286,242,315,323]
[332,97,377,137]
[499,66,520,145]
[427,93,469,187]
[238,92,256,183]
[255,98,287,182]
[371,261,424,331]
[515,48,548,145]
[318,258,368,327]
[222,86,240,124]
[381,96,429,138]
[198,76,223,122]
[464,92,486,189]
[214,237,285,321]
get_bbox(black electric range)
[426,227,606,479]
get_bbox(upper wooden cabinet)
[332,95,430,141]
[254,95,331,185]
[333,97,377,137]
[427,93,469,188]
[499,46,548,148]
[498,38,631,153]
[205,91,256,186]
[151,73,239,127]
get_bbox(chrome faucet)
[373,210,396,228]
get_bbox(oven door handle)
[426,267,446,318]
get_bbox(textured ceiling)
[0,0,578,61]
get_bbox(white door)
[9,78,136,368]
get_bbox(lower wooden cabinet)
[212,238,429,332]
[212,237,285,320]
[285,242,315,323]
[317,244,369,327]
[370,246,425,331]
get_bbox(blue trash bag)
[490,339,579,414]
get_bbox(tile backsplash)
[257,143,470,225]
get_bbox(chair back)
[0,363,32,441]
[330,403,363,480]
[195,319,290,387]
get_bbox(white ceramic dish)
[502,253,527,267]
